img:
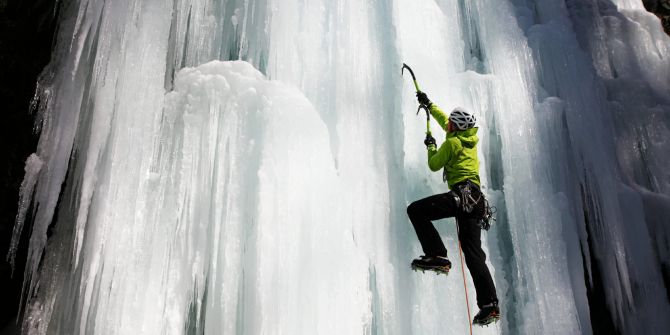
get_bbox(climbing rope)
[456,221,473,335]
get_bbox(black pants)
[407,183,498,307]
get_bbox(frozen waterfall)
[9,0,670,334]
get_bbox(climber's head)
[448,107,476,131]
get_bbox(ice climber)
[407,91,500,326]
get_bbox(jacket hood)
[453,127,479,148]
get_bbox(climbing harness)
[457,182,480,213]
[453,181,497,230]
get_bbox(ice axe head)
[401,64,412,77]
[401,63,420,92]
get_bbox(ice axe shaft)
[402,63,431,134]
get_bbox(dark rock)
[0,0,58,332]
[643,0,670,34]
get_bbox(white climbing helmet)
[449,107,476,130]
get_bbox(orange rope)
[456,222,473,335]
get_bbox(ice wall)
[9,0,670,334]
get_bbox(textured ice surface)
[10,0,670,334]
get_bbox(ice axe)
[402,63,431,135]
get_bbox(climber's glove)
[416,91,432,108]
[424,133,436,149]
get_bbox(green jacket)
[426,104,481,189]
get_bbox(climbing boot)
[410,255,451,275]
[473,302,500,326]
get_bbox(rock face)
[644,0,670,34]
